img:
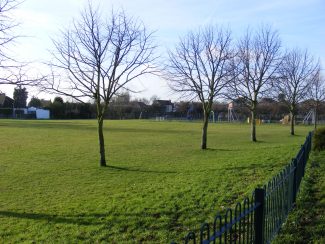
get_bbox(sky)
[2,0,325,102]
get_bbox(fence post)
[308,132,312,154]
[292,158,298,205]
[301,145,306,177]
[254,188,265,244]
[309,132,313,151]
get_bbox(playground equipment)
[186,103,194,120]
[247,117,262,125]
[281,115,290,125]
[228,102,238,122]
[210,111,215,123]
[303,109,315,125]
[155,116,165,121]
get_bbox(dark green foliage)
[64,102,96,119]
[28,97,42,108]
[50,100,65,119]
[313,127,325,151]
[13,86,28,108]
[0,108,13,117]
[79,103,93,118]
[53,96,64,104]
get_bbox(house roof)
[153,100,173,106]
[0,93,14,107]
[132,101,148,108]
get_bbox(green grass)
[273,152,325,244]
[0,120,312,243]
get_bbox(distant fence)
[172,131,313,244]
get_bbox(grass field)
[0,119,312,243]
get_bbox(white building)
[24,107,50,119]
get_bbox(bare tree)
[0,0,43,86]
[276,49,318,135]
[228,26,282,141]
[0,0,21,85]
[0,0,20,63]
[166,26,233,149]
[309,66,324,130]
[43,3,156,166]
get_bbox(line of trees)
[0,0,324,166]
[18,93,325,123]
[166,25,321,147]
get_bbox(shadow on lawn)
[0,121,97,131]
[0,209,184,231]
[0,211,103,226]
[0,121,194,135]
[205,148,236,152]
[225,162,283,171]
[106,165,177,174]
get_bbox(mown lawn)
[0,120,312,243]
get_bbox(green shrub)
[313,127,325,151]
[0,108,13,115]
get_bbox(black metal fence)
[173,131,313,244]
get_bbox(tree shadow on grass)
[253,140,266,143]
[0,209,183,230]
[0,121,97,131]
[224,163,277,171]
[0,210,157,226]
[0,211,104,226]
[106,165,177,174]
[0,121,193,135]
[204,148,236,152]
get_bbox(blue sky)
[4,0,325,101]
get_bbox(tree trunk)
[201,110,209,149]
[290,112,295,135]
[98,117,107,167]
[251,109,257,142]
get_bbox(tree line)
[165,25,322,147]
[0,0,324,166]
[10,89,325,127]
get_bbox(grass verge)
[273,151,325,243]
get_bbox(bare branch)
[228,25,282,108]
[274,48,318,134]
[44,6,157,108]
[0,0,42,87]
[276,48,318,109]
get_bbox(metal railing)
[173,131,313,244]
